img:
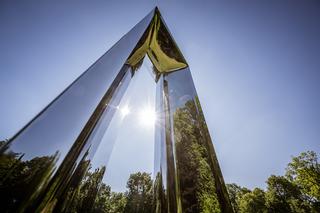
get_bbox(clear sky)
[0,0,319,190]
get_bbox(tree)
[77,167,106,212]
[108,192,127,213]
[286,151,320,206]
[226,183,251,212]
[265,175,310,213]
[91,183,112,213]
[239,188,267,213]
[226,151,320,213]
[0,151,59,212]
[124,172,153,213]
[92,184,126,213]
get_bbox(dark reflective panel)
[0,10,155,213]
[0,141,59,212]
[155,68,233,213]
[45,56,157,213]
[36,65,133,212]
[0,64,133,212]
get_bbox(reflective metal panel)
[126,8,188,74]
[156,68,234,213]
[153,68,234,213]
[0,10,154,212]
[0,7,233,213]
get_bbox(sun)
[138,106,157,127]
[120,105,130,117]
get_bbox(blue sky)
[0,1,320,190]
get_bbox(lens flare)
[138,106,157,127]
[120,105,130,117]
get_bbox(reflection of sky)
[1,1,320,190]
[165,67,197,111]
[91,57,156,192]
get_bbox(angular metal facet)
[127,8,188,74]
[0,7,233,213]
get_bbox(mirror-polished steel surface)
[126,8,188,74]
[154,68,233,213]
[0,7,233,213]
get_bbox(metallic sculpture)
[0,8,233,213]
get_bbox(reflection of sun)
[138,106,157,127]
[120,105,130,117]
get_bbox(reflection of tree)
[50,167,153,213]
[226,183,251,212]
[0,139,10,154]
[173,99,222,213]
[1,137,154,213]
[153,171,166,213]
[81,167,106,212]
[52,158,108,213]
[124,172,153,213]
[0,140,58,212]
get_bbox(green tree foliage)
[124,172,153,213]
[78,167,106,212]
[226,183,251,212]
[228,151,319,213]
[286,151,320,204]
[0,144,58,212]
[174,100,222,213]
[1,138,155,213]
[108,192,127,213]
[239,188,267,213]
[265,175,309,213]
[91,183,126,213]
[55,169,152,213]
[91,183,112,213]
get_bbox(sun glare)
[138,106,157,127]
[120,105,130,117]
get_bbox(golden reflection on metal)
[126,8,188,74]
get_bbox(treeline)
[226,151,320,213]
[69,171,153,213]
[1,134,319,213]
[0,138,153,213]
